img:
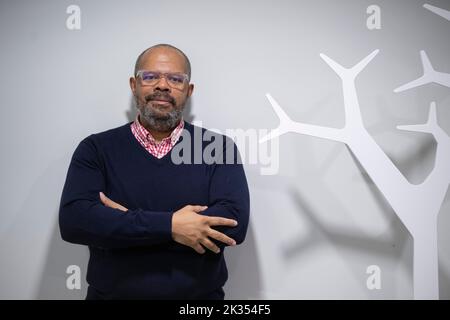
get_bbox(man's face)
[130,47,194,131]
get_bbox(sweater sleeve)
[59,136,174,249]
[200,137,250,248]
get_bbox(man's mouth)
[151,99,172,105]
[145,93,175,106]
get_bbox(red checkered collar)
[132,114,184,146]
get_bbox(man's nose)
[155,76,171,92]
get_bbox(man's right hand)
[171,205,237,254]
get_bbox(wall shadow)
[281,131,445,298]
[224,225,262,299]
[37,217,89,299]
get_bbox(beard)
[136,92,184,132]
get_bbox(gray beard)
[137,101,183,132]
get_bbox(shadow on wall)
[440,250,450,299]
[224,226,262,299]
[305,144,412,297]
[0,155,89,300]
[285,180,413,298]
[283,134,450,298]
[37,217,89,299]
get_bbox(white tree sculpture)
[394,50,450,92]
[260,49,450,299]
[424,3,450,22]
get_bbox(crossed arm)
[99,192,237,254]
[59,137,250,254]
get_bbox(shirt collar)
[134,114,184,146]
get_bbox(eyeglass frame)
[135,70,190,90]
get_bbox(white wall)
[0,0,449,299]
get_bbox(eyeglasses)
[135,70,189,90]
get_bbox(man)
[59,44,250,300]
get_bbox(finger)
[99,192,128,212]
[207,216,238,227]
[208,228,236,246]
[100,193,115,208]
[115,203,128,212]
[191,205,208,213]
[193,243,206,254]
[99,192,108,205]
[200,238,220,254]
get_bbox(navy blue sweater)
[59,121,250,299]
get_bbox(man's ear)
[129,77,136,95]
[187,83,194,97]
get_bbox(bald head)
[134,44,191,79]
